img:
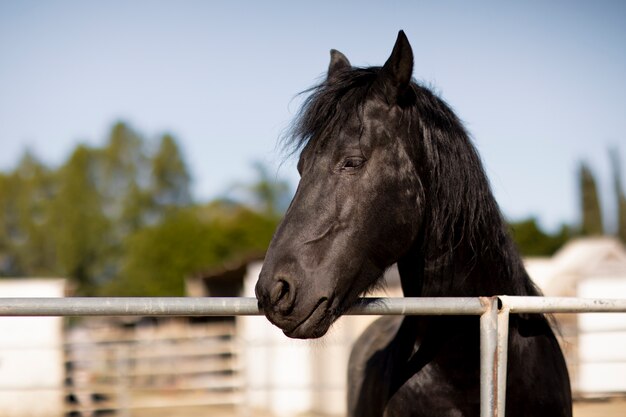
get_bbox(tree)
[99,122,147,232]
[0,122,289,296]
[12,152,57,275]
[0,151,57,276]
[610,149,626,242]
[150,134,192,213]
[228,161,291,218]
[578,162,604,236]
[509,218,571,257]
[49,145,111,295]
[0,171,22,275]
[94,123,193,233]
[104,203,278,296]
[249,161,291,217]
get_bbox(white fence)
[1,296,626,417]
[63,319,241,415]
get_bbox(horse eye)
[341,157,365,170]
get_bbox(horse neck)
[398,205,540,298]
[397,93,540,299]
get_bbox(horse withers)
[255,31,571,417]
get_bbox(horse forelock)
[283,67,380,155]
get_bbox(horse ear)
[328,49,351,79]
[379,30,414,102]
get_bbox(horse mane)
[286,67,540,297]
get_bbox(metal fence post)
[480,297,498,417]
[496,298,510,417]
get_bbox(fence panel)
[1,296,626,417]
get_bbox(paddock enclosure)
[1,294,625,417]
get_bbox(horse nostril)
[269,280,286,303]
[269,278,296,314]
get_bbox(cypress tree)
[610,149,626,242]
[579,162,604,236]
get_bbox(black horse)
[256,31,571,417]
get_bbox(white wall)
[239,262,314,416]
[577,276,626,394]
[0,279,66,417]
[238,262,398,416]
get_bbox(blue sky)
[1,1,625,232]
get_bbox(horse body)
[348,240,571,416]
[256,31,571,416]
[349,314,570,417]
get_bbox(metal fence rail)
[1,295,626,417]
[0,296,487,317]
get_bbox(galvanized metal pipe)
[496,304,510,417]
[0,297,487,317]
[498,296,626,313]
[480,297,498,417]
[348,297,486,315]
[1,296,625,317]
[0,297,262,317]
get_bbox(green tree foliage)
[103,203,278,296]
[99,122,147,233]
[49,145,111,295]
[247,161,290,218]
[0,172,17,274]
[150,134,192,211]
[0,152,56,276]
[0,122,284,296]
[610,149,626,242]
[578,162,604,236]
[13,153,57,275]
[509,218,571,257]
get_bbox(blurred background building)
[0,279,66,417]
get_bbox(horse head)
[256,32,424,338]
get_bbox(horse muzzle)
[255,268,335,339]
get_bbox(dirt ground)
[130,398,626,417]
[572,397,626,417]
